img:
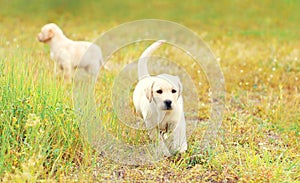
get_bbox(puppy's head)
[37,23,62,43]
[146,76,182,111]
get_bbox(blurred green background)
[1,0,300,40]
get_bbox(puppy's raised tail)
[138,40,166,80]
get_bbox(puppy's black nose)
[164,100,172,108]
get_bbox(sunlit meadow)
[0,0,299,182]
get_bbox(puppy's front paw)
[179,142,188,153]
[163,133,169,140]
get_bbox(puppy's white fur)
[133,40,187,155]
[37,23,104,81]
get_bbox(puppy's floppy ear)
[145,81,155,102]
[47,28,54,38]
[175,76,183,98]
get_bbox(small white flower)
[25,113,40,128]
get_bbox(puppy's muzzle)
[37,33,51,43]
[164,100,172,110]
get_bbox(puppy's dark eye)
[156,90,163,94]
[171,89,177,93]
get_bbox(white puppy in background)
[37,23,104,81]
[133,40,187,155]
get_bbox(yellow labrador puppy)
[37,23,104,81]
[133,40,187,155]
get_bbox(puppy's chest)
[50,49,75,63]
[158,117,176,132]
[50,51,65,62]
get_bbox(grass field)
[1,0,300,182]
